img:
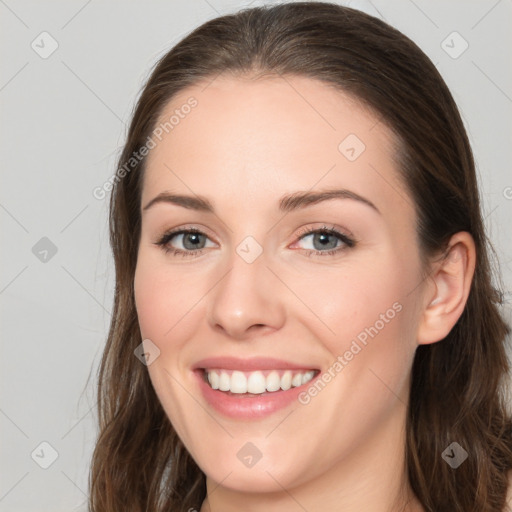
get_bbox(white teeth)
[266,371,280,392]
[204,368,317,394]
[230,371,247,394]
[302,370,315,385]
[292,373,303,387]
[207,371,219,390]
[218,372,230,392]
[247,371,266,394]
[281,370,292,391]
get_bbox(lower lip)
[194,370,318,420]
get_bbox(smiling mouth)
[201,368,320,396]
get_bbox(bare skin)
[133,74,476,512]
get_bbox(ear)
[416,232,476,345]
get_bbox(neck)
[199,400,424,512]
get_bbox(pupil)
[315,232,336,250]
[184,233,204,250]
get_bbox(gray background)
[1,0,511,510]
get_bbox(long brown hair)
[88,3,512,511]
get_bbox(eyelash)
[154,225,356,259]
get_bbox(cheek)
[294,252,419,398]
[133,258,208,447]
[293,257,412,345]
[134,257,205,342]
[134,263,165,340]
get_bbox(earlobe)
[416,232,476,345]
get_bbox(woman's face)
[134,75,428,493]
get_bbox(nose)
[206,245,286,340]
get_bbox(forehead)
[142,74,412,221]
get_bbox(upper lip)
[192,356,319,372]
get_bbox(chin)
[192,443,313,494]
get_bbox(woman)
[88,2,512,511]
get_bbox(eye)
[154,227,216,258]
[292,225,356,257]
[154,224,356,259]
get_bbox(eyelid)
[156,224,218,243]
[290,224,356,251]
[154,223,356,257]
[155,225,218,248]
[294,223,355,242]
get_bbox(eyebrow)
[142,188,380,214]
